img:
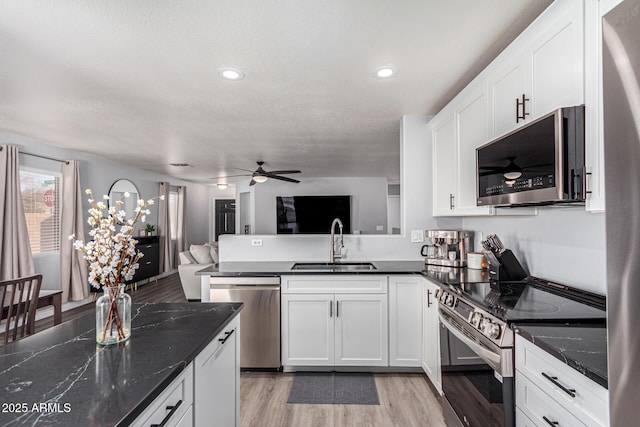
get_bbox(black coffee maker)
[481,234,528,282]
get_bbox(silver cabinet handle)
[150,399,182,427]
[449,193,455,210]
[329,301,333,317]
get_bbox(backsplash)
[463,208,606,295]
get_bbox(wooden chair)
[0,274,43,344]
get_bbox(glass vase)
[96,284,131,345]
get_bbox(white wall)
[251,177,389,235]
[220,115,461,262]
[1,130,210,291]
[463,210,606,295]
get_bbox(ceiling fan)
[213,161,301,186]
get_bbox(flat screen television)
[276,196,351,234]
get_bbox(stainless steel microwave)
[476,105,585,207]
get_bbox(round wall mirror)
[108,179,140,219]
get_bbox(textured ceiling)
[0,0,552,184]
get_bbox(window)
[20,168,61,254]
[169,191,178,240]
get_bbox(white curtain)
[174,186,187,266]
[60,160,88,302]
[158,182,173,273]
[0,145,35,280]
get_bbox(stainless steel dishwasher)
[210,276,280,369]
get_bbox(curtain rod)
[0,146,69,164]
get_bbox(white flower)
[102,195,109,200]
[124,192,130,198]
[160,195,165,200]
[85,189,91,194]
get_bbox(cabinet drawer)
[132,363,193,427]
[281,275,387,294]
[515,335,608,426]
[517,371,586,427]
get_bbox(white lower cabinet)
[389,275,423,367]
[131,364,194,427]
[282,292,388,367]
[194,316,240,427]
[176,405,193,427]
[281,275,389,368]
[421,278,442,394]
[515,335,608,427]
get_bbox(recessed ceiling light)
[218,68,245,80]
[216,183,228,189]
[374,66,396,79]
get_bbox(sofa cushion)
[190,244,214,264]
[204,242,219,263]
[178,251,197,265]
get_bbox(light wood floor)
[240,372,447,427]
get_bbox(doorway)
[215,199,236,241]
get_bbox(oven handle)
[439,312,502,374]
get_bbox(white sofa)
[178,243,218,301]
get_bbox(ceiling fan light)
[505,179,516,186]
[253,175,268,183]
[216,183,228,189]
[503,171,522,180]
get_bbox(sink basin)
[291,262,377,271]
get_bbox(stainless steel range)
[436,278,606,427]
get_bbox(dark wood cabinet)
[132,236,160,284]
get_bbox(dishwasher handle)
[212,285,280,291]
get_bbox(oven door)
[440,310,514,427]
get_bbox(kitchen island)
[0,302,242,426]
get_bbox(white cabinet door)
[422,279,442,394]
[335,294,388,366]
[528,0,584,118]
[456,84,494,215]
[282,294,334,366]
[432,113,457,216]
[194,318,239,427]
[389,276,423,367]
[488,56,528,137]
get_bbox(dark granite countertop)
[195,260,486,279]
[513,323,608,389]
[0,302,243,426]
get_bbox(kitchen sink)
[291,262,377,271]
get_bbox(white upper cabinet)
[528,0,584,117]
[455,84,493,215]
[489,56,528,138]
[432,113,457,216]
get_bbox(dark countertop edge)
[513,323,608,389]
[195,261,428,276]
[117,303,243,426]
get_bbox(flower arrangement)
[71,189,164,344]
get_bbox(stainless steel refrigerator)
[603,1,640,425]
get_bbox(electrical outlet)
[411,230,424,243]
[376,225,384,231]
[251,239,263,247]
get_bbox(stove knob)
[470,312,483,328]
[445,294,455,307]
[485,322,502,340]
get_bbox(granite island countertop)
[0,302,243,426]
[513,323,608,389]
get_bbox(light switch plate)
[411,230,424,243]
[251,239,263,247]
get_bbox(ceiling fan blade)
[266,174,300,183]
[267,170,301,175]
[249,179,257,186]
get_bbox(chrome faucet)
[330,218,344,263]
